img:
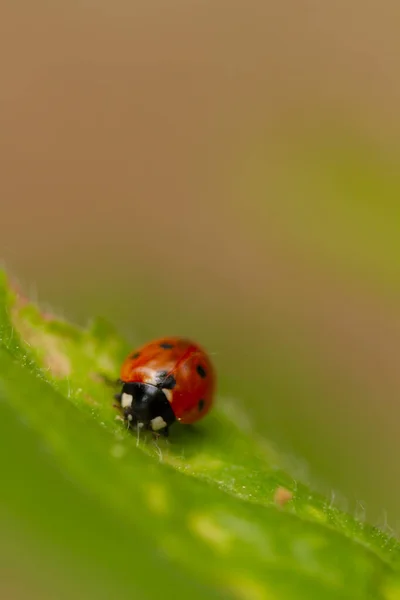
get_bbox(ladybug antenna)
[136,422,143,447]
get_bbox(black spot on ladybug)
[160,342,174,349]
[131,352,140,359]
[198,399,205,412]
[162,374,176,389]
[196,365,206,378]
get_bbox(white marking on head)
[150,416,167,431]
[121,393,133,408]
[145,372,158,385]
[162,388,173,402]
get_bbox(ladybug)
[115,337,215,437]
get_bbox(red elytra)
[117,337,215,435]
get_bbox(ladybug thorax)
[120,382,175,432]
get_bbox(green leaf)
[1,269,399,600]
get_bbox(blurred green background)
[2,0,400,558]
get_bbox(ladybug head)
[120,382,175,433]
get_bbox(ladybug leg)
[135,422,145,447]
[155,426,169,438]
[161,426,169,438]
[113,391,123,411]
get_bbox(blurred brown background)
[2,1,400,529]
